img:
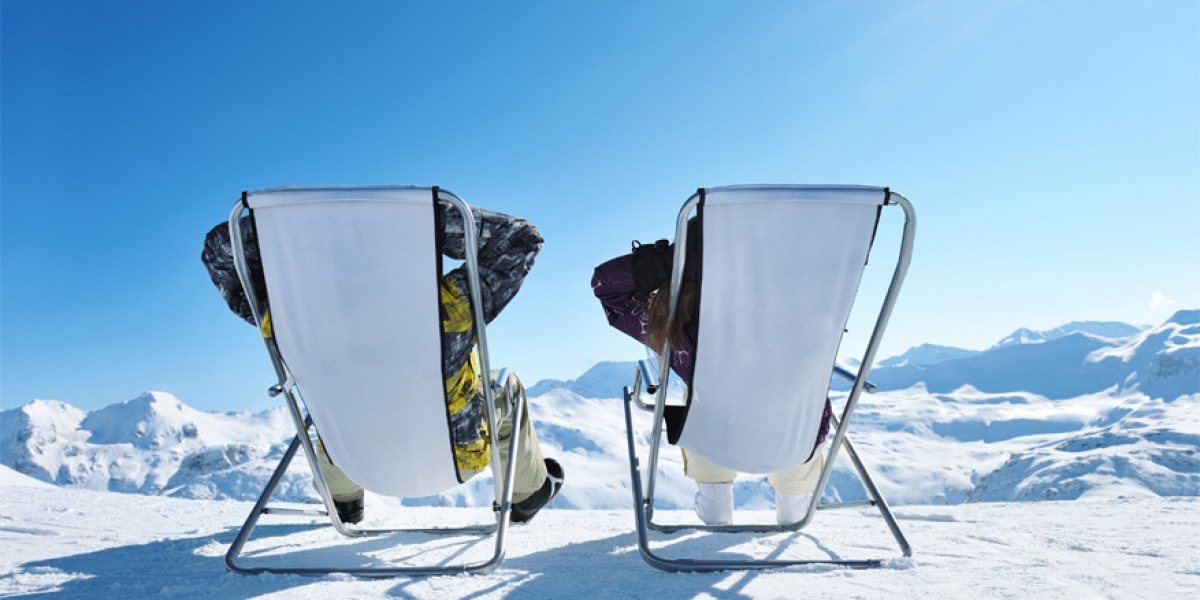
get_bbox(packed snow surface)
[1,474,1196,598]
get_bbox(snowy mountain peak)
[851,312,1197,401]
[0,399,87,452]
[1,399,91,486]
[991,321,1145,349]
[80,390,203,448]
[529,361,647,398]
[1168,309,1200,326]
[1,392,297,497]
[1082,311,1200,399]
[11,399,87,429]
[993,327,1043,348]
[877,343,978,368]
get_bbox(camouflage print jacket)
[200,204,542,481]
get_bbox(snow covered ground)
[2,466,1197,598]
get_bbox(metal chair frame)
[623,186,917,571]
[224,187,521,577]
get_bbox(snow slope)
[0,481,1196,598]
[0,464,54,488]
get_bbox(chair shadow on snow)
[16,519,845,599]
[385,528,841,599]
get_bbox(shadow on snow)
[16,519,857,599]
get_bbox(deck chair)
[223,185,525,576]
[623,184,916,571]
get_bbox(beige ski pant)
[316,371,548,503]
[682,445,826,496]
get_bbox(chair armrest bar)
[637,360,658,394]
[492,368,511,393]
[833,364,877,393]
[632,360,659,412]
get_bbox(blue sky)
[2,1,1197,411]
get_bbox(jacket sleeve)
[591,253,651,345]
[200,217,264,326]
[201,205,543,328]
[439,204,543,325]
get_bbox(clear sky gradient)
[3,1,1197,411]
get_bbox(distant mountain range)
[0,392,310,501]
[527,361,646,398]
[876,343,979,368]
[529,311,1198,402]
[2,311,1196,509]
[835,310,1198,400]
[989,321,1146,349]
[526,359,686,398]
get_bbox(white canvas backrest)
[245,186,459,497]
[678,185,887,473]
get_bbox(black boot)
[333,494,365,524]
[511,458,565,524]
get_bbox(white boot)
[775,490,813,526]
[694,482,734,526]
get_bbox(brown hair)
[646,279,698,351]
[646,215,702,351]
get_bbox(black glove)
[631,239,673,298]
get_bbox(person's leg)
[766,447,825,495]
[682,448,736,525]
[682,448,737,484]
[314,437,365,523]
[768,445,826,525]
[487,371,563,523]
[489,371,548,502]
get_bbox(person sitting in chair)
[201,203,564,524]
[591,220,831,526]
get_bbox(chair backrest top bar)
[245,185,436,208]
[677,185,886,473]
[701,184,888,205]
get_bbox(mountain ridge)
[990,321,1147,349]
[830,311,1197,400]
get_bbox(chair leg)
[225,430,304,574]
[224,395,521,577]
[832,415,912,558]
[622,386,910,572]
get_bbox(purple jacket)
[591,252,832,457]
[591,253,696,382]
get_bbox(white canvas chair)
[623,184,916,571]
[223,185,525,576]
